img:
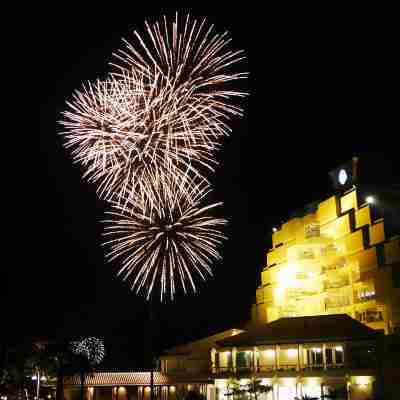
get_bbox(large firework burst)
[113,13,248,118]
[70,337,105,366]
[103,175,227,301]
[60,71,228,202]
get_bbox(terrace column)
[253,347,258,372]
[211,348,217,373]
[322,344,327,370]
[342,344,346,366]
[297,344,300,372]
[275,345,280,371]
[232,347,237,373]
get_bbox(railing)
[214,366,232,373]
[275,364,297,372]
[301,363,324,371]
[236,366,253,373]
[353,294,376,303]
[213,363,346,374]
[326,363,345,369]
[256,365,275,373]
[324,280,350,290]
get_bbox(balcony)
[323,278,350,290]
[213,344,358,378]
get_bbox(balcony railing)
[275,364,297,372]
[300,363,324,371]
[214,366,231,373]
[213,363,345,374]
[326,363,344,369]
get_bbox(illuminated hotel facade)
[66,161,400,400]
[206,163,399,400]
[252,185,400,334]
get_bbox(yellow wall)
[254,188,400,334]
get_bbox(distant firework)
[103,175,227,301]
[71,337,105,366]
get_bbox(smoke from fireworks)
[70,337,105,366]
[103,175,227,301]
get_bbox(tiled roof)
[64,372,171,386]
[64,372,212,386]
[217,314,379,347]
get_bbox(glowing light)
[144,387,151,393]
[40,376,46,382]
[366,196,375,204]
[272,227,277,232]
[265,349,275,357]
[31,375,38,381]
[287,349,297,357]
[355,376,370,387]
[282,378,296,386]
[103,176,227,301]
[169,386,176,393]
[335,346,343,352]
[306,378,320,386]
[312,347,321,353]
[338,169,348,185]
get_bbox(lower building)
[64,316,399,400]
[211,314,380,400]
[64,372,211,400]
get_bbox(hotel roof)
[64,371,213,386]
[217,314,379,347]
[64,372,171,386]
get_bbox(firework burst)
[60,71,229,202]
[113,13,248,119]
[70,337,105,366]
[103,175,227,301]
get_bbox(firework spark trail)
[60,70,232,203]
[113,14,248,119]
[103,175,227,301]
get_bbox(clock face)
[338,169,348,185]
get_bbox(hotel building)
[66,160,400,400]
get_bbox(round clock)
[338,169,348,185]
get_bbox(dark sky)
[5,5,399,370]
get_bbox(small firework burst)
[70,337,105,366]
[103,175,227,301]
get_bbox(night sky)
[5,5,399,370]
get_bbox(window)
[335,347,344,364]
[325,347,333,364]
[237,351,252,369]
